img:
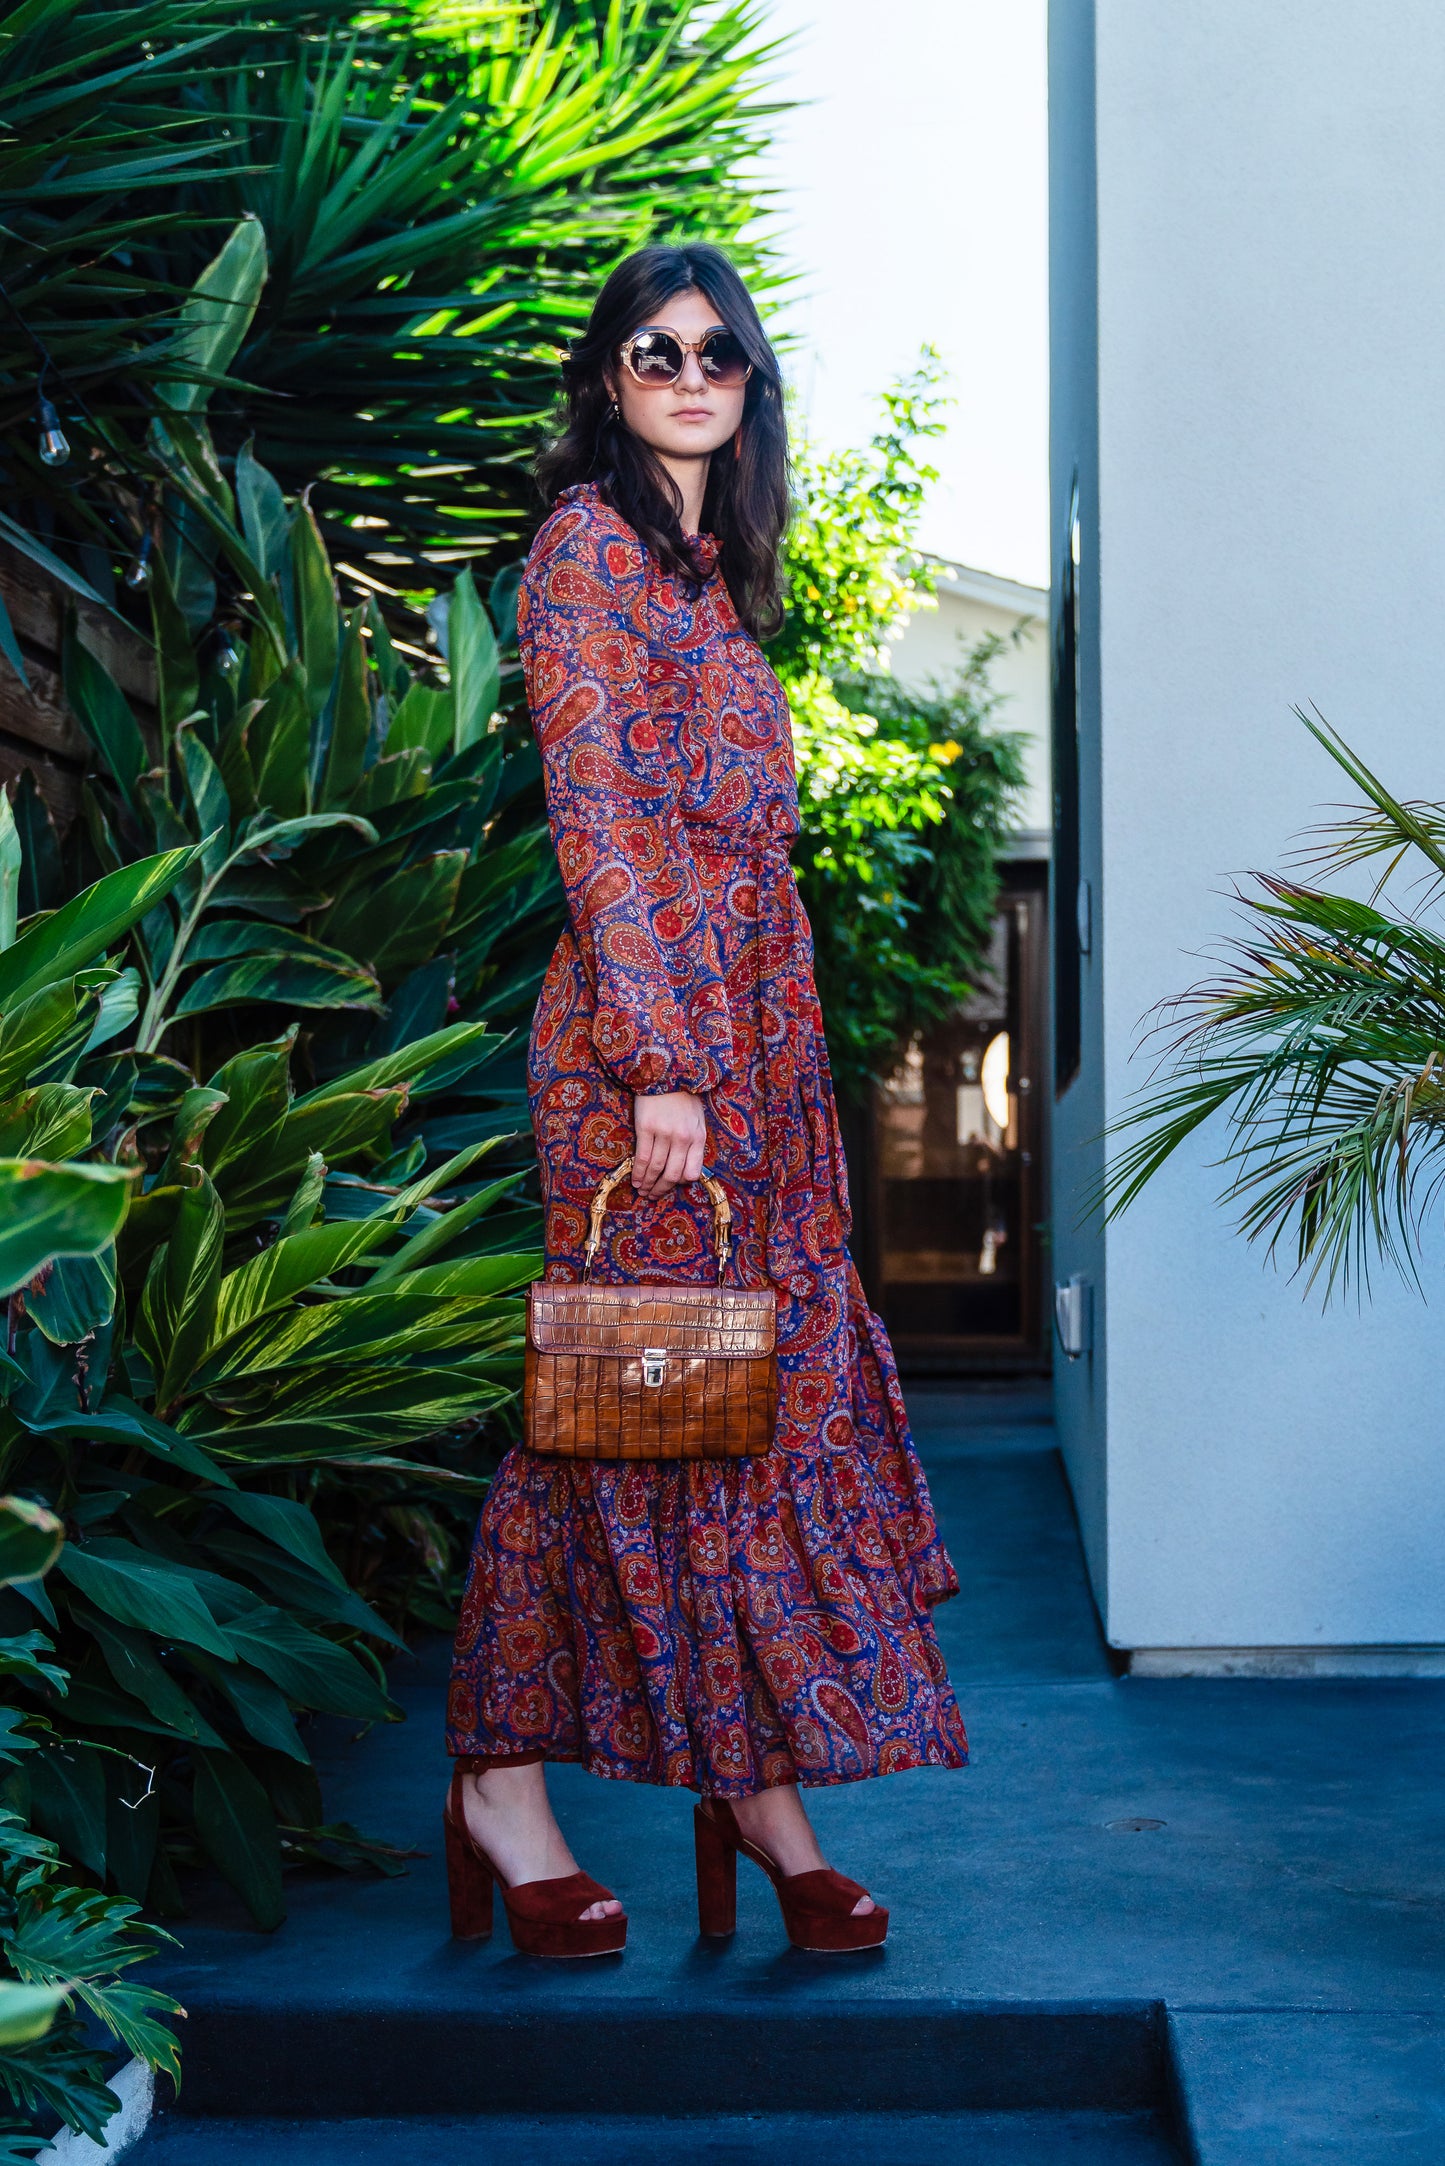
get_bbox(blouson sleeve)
[518,500,734,1096]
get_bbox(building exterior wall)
[888,567,1052,850]
[1051,0,1445,1656]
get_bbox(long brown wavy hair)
[534,244,790,641]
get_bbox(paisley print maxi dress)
[446,481,969,1796]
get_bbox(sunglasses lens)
[626,331,684,382]
[699,332,751,386]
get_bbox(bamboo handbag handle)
[582,1156,734,1283]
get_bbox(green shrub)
[778,358,1030,1099]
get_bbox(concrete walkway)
[134,1386,1445,2163]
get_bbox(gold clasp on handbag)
[642,1348,667,1387]
[582,1155,734,1283]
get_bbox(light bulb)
[981,1031,1011,1133]
[37,395,70,468]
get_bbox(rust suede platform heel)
[693,1797,888,1951]
[444,1770,627,1958]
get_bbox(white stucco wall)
[888,567,1052,845]
[1052,0,1445,1652]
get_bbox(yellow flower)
[928,740,963,764]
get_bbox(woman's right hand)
[632,1090,707,1199]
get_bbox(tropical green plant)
[1,0,786,594]
[1101,715,1445,1300]
[7,218,554,1644]
[0,835,538,1941]
[778,358,1029,1099]
[61,384,560,1091]
[0,1490,184,2160]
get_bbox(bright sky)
[749,0,1049,588]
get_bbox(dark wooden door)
[865,869,1048,1370]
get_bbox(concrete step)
[167,1998,1170,2119]
[1169,2011,1445,2164]
[132,2108,1183,2164]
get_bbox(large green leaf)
[0,791,19,947]
[149,548,202,744]
[0,981,82,1100]
[346,747,431,820]
[56,1541,236,1660]
[220,1088,405,1224]
[292,496,339,718]
[321,606,371,807]
[320,851,464,979]
[155,1086,229,1186]
[135,1167,224,1410]
[0,1496,64,1588]
[27,1397,234,1488]
[200,1525,404,1650]
[205,1216,392,1354]
[0,1081,93,1160]
[26,1244,117,1346]
[62,627,150,819]
[178,726,232,876]
[160,214,268,413]
[186,920,360,970]
[174,954,381,1020]
[194,1287,513,1382]
[384,681,450,760]
[193,1748,284,1931]
[368,1172,522,1282]
[292,1020,501,1106]
[249,662,311,822]
[447,568,501,754]
[0,1983,65,2051]
[236,440,292,584]
[0,846,200,1011]
[201,1030,295,1175]
[200,1657,308,1761]
[220,1605,390,1719]
[182,1364,514,1457]
[84,964,141,1053]
[27,1739,107,1879]
[77,1603,225,1746]
[0,1159,132,1299]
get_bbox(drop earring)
[733,428,742,463]
[609,398,620,424]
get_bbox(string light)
[37,391,69,467]
[124,533,154,589]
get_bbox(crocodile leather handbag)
[524,1157,778,1462]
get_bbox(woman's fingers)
[632,1091,707,1198]
[633,1123,667,1196]
[659,1134,692,1193]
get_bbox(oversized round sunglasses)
[617,327,753,389]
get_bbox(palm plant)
[1,0,787,592]
[1103,715,1445,1299]
[0,0,364,565]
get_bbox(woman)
[444,243,968,1960]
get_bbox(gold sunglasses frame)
[616,328,754,389]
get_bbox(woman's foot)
[729,1784,877,1916]
[458,1762,622,1923]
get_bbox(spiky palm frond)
[1,0,790,590]
[1103,722,1445,1301]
